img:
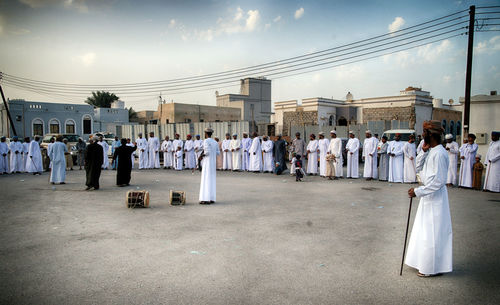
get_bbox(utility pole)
[0,76,18,137]
[463,5,475,136]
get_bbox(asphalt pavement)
[0,167,499,304]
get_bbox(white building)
[456,91,500,158]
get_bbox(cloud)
[79,52,96,66]
[265,23,271,30]
[196,29,214,41]
[417,39,451,62]
[273,15,281,23]
[64,0,88,13]
[234,7,243,21]
[245,10,260,32]
[475,36,500,54]
[294,7,304,20]
[169,19,176,28]
[388,17,405,34]
[10,28,31,35]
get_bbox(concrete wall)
[0,99,94,138]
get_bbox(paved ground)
[0,166,499,305]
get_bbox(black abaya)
[85,143,104,189]
[113,145,137,185]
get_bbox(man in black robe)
[273,134,288,175]
[112,138,137,187]
[85,139,104,190]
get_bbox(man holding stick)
[405,120,452,277]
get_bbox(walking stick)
[400,196,413,276]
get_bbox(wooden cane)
[400,196,413,276]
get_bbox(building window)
[32,118,44,136]
[66,119,76,134]
[338,117,347,126]
[83,116,92,134]
[49,119,60,133]
[442,120,447,133]
[456,121,461,136]
[185,119,192,123]
[449,121,455,136]
[328,115,334,126]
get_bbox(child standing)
[472,154,484,190]
[295,154,304,182]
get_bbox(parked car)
[40,133,80,163]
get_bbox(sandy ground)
[0,166,499,305]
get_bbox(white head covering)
[349,131,354,134]
[366,130,372,134]
[445,134,453,140]
[330,130,336,134]
[319,132,325,136]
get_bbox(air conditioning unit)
[476,133,487,144]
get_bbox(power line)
[2,24,468,95]
[1,8,471,88]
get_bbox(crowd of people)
[0,128,498,193]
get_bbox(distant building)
[216,77,272,124]
[0,99,130,138]
[274,87,462,137]
[134,102,241,125]
[456,90,499,158]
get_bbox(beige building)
[134,102,241,125]
[274,87,462,137]
[216,77,272,124]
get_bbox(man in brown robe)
[472,154,484,190]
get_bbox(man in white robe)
[306,134,319,175]
[407,120,452,277]
[26,136,43,175]
[241,132,251,171]
[388,134,405,183]
[483,131,500,192]
[161,136,173,169]
[0,137,9,174]
[458,134,478,188]
[445,134,459,186]
[147,132,160,169]
[230,134,242,171]
[318,132,330,177]
[328,130,343,178]
[22,137,30,172]
[362,131,378,180]
[184,134,196,169]
[403,134,417,183]
[136,133,149,170]
[221,133,232,171]
[49,136,67,184]
[248,132,262,172]
[194,135,203,169]
[172,134,184,171]
[199,128,220,204]
[98,137,110,170]
[262,135,274,173]
[9,136,23,173]
[345,131,360,178]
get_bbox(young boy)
[472,154,484,190]
[295,154,304,182]
[290,152,297,176]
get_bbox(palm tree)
[128,107,138,121]
[85,91,119,108]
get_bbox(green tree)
[85,91,119,108]
[128,107,138,121]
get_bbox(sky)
[0,0,499,111]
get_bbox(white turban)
[445,134,453,140]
